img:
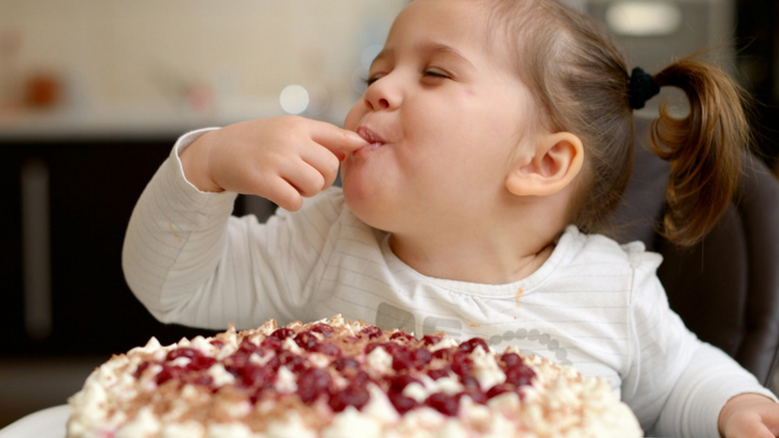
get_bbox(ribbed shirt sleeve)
[620,245,777,436]
[121,129,341,330]
[656,342,777,437]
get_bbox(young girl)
[123,0,779,436]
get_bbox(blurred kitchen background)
[1,0,778,429]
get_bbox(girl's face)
[342,0,542,238]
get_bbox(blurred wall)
[0,0,406,124]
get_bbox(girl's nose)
[364,76,400,111]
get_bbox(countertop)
[0,99,279,142]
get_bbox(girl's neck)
[388,223,559,284]
[380,180,576,285]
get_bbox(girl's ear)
[505,132,584,197]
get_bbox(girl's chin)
[341,151,395,217]
[342,178,389,227]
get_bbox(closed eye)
[423,68,450,79]
[364,68,451,87]
[365,75,382,86]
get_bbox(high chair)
[610,116,779,388]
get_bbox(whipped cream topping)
[67,315,642,437]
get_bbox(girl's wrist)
[180,130,224,193]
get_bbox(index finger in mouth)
[309,120,369,158]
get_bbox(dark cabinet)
[1,137,219,357]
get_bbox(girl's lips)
[354,127,385,155]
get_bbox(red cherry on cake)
[432,348,453,360]
[421,335,441,346]
[310,342,341,356]
[309,323,334,338]
[391,351,414,372]
[328,384,370,412]
[333,357,360,373]
[296,368,332,404]
[486,383,513,399]
[240,365,273,388]
[388,392,419,414]
[260,336,283,351]
[425,392,459,416]
[294,331,319,351]
[270,328,295,340]
[427,367,450,380]
[505,364,536,387]
[156,365,186,385]
[410,348,432,369]
[187,355,216,371]
[459,375,480,391]
[350,371,373,387]
[450,351,473,376]
[278,351,307,373]
[388,374,420,393]
[457,337,489,354]
[500,352,522,368]
[360,326,383,339]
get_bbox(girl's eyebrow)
[369,42,477,71]
[370,49,392,69]
[415,42,477,71]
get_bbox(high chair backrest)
[609,116,779,386]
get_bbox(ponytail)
[484,0,753,243]
[649,56,751,246]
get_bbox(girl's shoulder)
[559,226,663,272]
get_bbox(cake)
[67,315,642,437]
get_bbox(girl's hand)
[719,393,779,437]
[180,116,368,211]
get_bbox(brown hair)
[485,0,750,246]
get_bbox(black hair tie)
[628,67,660,110]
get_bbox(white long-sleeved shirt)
[122,129,776,437]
